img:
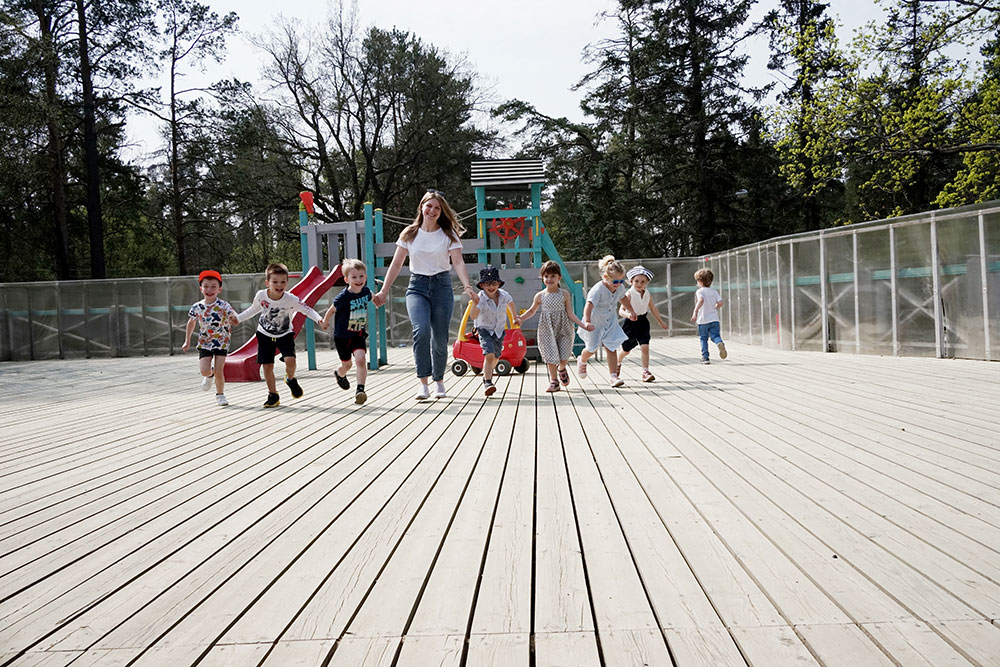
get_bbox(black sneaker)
[484,380,496,397]
[263,392,280,408]
[285,376,303,398]
[334,370,350,390]
[355,388,367,405]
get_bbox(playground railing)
[2,200,998,362]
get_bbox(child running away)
[182,270,237,406]
[322,258,374,405]
[236,263,328,407]
[468,265,515,397]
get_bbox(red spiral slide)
[224,265,344,382]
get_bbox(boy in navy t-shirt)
[322,258,374,404]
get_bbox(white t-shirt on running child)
[396,227,463,276]
[695,286,722,325]
[620,287,650,317]
[237,290,323,338]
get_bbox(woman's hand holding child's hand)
[468,288,480,305]
[372,291,387,308]
[582,320,595,332]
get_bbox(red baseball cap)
[198,270,223,284]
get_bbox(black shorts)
[256,331,296,365]
[198,348,228,359]
[622,314,651,352]
[334,333,368,361]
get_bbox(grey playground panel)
[3,200,999,362]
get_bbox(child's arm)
[716,298,724,309]
[648,300,668,329]
[516,292,543,325]
[619,294,638,321]
[236,293,263,324]
[182,318,196,352]
[582,300,595,328]
[322,303,336,329]
[691,295,704,322]
[294,299,328,330]
[565,291,594,331]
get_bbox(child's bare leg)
[579,349,594,365]
[640,344,650,368]
[617,349,630,365]
[606,348,619,374]
[263,364,277,393]
[353,350,367,386]
[483,353,497,381]
[214,358,225,394]
[285,356,297,379]
[199,356,213,378]
[339,357,353,377]
[546,362,558,382]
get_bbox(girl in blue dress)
[577,255,638,387]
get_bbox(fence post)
[930,214,943,358]
[757,244,765,346]
[55,281,65,359]
[665,260,673,336]
[890,225,899,356]
[789,242,796,351]
[819,232,829,352]
[165,278,174,356]
[775,244,783,348]
[725,253,733,335]
[853,231,861,354]
[978,211,991,361]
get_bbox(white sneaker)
[610,373,625,388]
[434,381,447,398]
[415,383,430,400]
[201,375,212,391]
[216,394,229,406]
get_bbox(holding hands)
[465,284,479,304]
[581,320,596,332]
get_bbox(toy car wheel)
[495,360,512,376]
[472,366,482,375]
[451,360,469,376]
[515,359,529,374]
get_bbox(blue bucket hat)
[476,265,504,289]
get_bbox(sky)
[124,0,890,163]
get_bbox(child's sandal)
[558,368,570,386]
[546,380,561,393]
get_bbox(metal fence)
[2,200,998,362]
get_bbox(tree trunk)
[169,44,187,274]
[75,0,105,278]
[34,1,71,279]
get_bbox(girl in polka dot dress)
[517,261,594,392]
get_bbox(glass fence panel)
[142,279,172,355]
[762,244,779,347]
[748,248,762,345]
[777,243,793,350]
[27,283,61,360]
[116,280,147,356]
[985,211,1000,359]
[856,228,894,355]
[894,221,936,357]
[792,238,823,351]
[670,258,701,336]
[936,216,985,359]
[83,280,119,357]
[712,256,729,336]
[3,285,31,360]
[824,233,857,353]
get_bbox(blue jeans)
[698,321,723,360]
[406,271,455,381]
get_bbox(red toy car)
[451,301,530,377]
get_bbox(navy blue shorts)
[477,329,505,357]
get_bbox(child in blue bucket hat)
[469,265,515,397]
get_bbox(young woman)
[372,191,476,399]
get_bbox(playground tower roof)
[470,159,545,189]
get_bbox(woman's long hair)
[398,191,465,244]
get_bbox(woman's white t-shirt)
[396,228,463,276]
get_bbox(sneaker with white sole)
[484,380,496,397]
[216,394,229,406]
[201,375,212,391]
[718,342,727,359]
[641,369,655,382]
[610,373,625,388]
[415,383,430,400]
[701,359,711,365]
[434,381,447,398]
[577,359,588,378]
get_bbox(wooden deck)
[1,339,999,667]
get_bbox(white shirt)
[474,289,513,337]
[620,287,650,317]
[396,227,463,276]
[695,286,722,324]
[237,290,322,337]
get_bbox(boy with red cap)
[183,270,239,405]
